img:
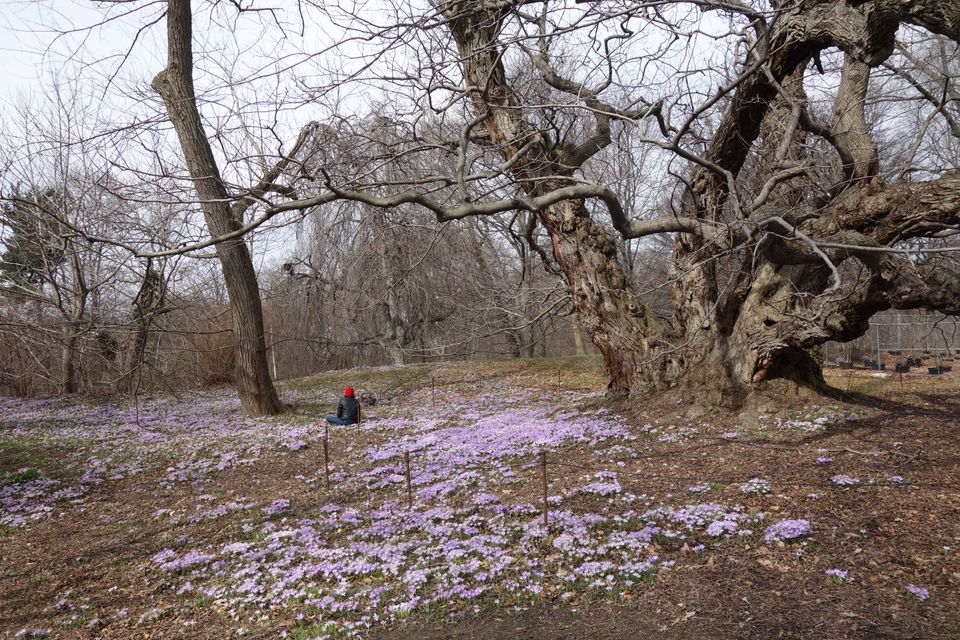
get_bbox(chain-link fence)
[823,312,959,372]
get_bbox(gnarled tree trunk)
[439,0,960,407]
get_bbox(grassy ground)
[0,356,957,639]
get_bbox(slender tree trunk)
[536,325,548,358]
[152,0,282,415]
[60,321,78,394]
[506,331,522,358]
[117,321,148,395]
[379,238,409,366]
[118,265,164,395]
[61,254,88,395]
[518,230,537,359]
[519,332,535,359]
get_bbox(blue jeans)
[325,415,357,426]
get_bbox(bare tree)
[0,78,133,395]
[270,0,959,405]
[116,259,167,394]
[149,0,306,414]
[7,0,959,409]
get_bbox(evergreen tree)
[0,189,65,296]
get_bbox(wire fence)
[824,313,960,371]
[317,425,955,529]
[305,323,960,527]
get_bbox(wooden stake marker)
[540,451,548,527]
[404,451,413,510]
[323,437,330,489]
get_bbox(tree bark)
[436,1,960,406]
[117,318,148,395]
[60,321,78,394]
[152,0,282,415]
[118,264,164,395]
[60,248,89,395]
[571,313,587,357]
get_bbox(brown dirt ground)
[1,359,958,640]
[377,364,960,640]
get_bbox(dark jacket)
[337,396,360,422]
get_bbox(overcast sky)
[0,0,784,267]
[0,1,149,108]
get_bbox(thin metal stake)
[540,451,548,528]
[876,323,882,371]
[323,437,330,489]
[404,451,413,510]
[431,376,435,406]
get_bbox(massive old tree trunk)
[439,0,960,406]
[443,5,663,395]
[152,0,283,415]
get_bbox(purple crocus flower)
[764,519,812,544]
[830,474,859,486]
[906,584,929,601]
[263,498,291,517]
[825,568,848,582]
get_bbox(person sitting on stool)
[326,387,360,426]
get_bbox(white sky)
[2,1,876,265]
[0,1,156,109]
[0,0,747,265]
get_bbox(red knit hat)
[344,387,355,397]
